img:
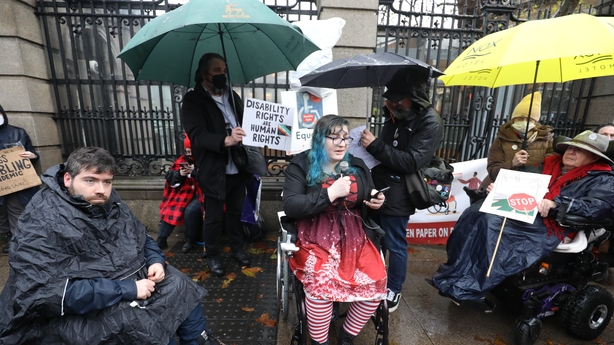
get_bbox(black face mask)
[210,74,227,90]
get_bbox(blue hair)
[306,115,356,186]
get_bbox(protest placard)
[479,169,551,224]
[0,146,41,197]
[242,98,295,151]
[281,90,338,154]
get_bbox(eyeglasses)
[326,136,354,146]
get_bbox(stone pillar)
[316,0,379,129]
[0,0,62,172]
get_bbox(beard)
[390,106,412,120]
[68,185,109,205]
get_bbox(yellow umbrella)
[440,13,614,88]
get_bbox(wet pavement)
[2,236,614,345]
[278,243,614,345]
[165,238,279,345]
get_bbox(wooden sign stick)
[486,217,507,278]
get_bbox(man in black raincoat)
[360,69,443,312]
[0,147,223,345]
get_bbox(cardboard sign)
[0,146,42,197]
[242,98,295,151]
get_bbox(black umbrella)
[299,51,443,89]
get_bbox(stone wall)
[316,0,379,128]
[0,0,63,172]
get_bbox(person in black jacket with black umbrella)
[360,70,443,312]
[181,53,251,277]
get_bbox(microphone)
[339,161,349,177]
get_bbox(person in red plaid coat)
[157,136,204,253]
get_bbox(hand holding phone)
[371,186,390,198]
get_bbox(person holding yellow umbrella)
[479,92,554,190]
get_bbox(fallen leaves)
[257,294,263,299]
[221,272,237,288]
[215,298,224,303]
[242,266,263,277]
[241,307,255,312]
[192,270,209,282]
[180,268,191,274]
[248,247,265,255]
[407,247,419,254]
[256,313,276,328]
[165,251,174,258]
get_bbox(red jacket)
[159,155,204,226]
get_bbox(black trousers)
[203,173,246,257]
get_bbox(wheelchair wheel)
[277,240,290,321]
[562,285,614,340]
[427,204,442,214]
[372,299,389,345]
[514,318,541,345]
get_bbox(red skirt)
[289,208,387,302]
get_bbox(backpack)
[404,156,454,210]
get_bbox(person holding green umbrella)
[181,53,251,277]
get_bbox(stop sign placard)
[507,193,538,211]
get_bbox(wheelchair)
[488,213,614,345]
[276,212,389,345]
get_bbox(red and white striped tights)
[305,296,381,344]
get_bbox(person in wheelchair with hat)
[430,130,614,305]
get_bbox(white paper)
[348,126,380,169]
[479,169,551,224]
[242,98,294,151]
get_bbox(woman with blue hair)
[282,115,387,345]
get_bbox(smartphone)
[179,162,190,168]
[371,186,390,198]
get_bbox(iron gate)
[36,0,318,176]
[37,0,611,176]
[375,0,611,163]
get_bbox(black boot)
[311,340,329,345]
[156,237,168,250]
[0,232,10,255]
[338,328,355,345]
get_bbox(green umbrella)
[118,0,320,87]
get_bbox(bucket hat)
[556,130,613,164]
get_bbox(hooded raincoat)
[0,164,207,344]
[366,93,443,216]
